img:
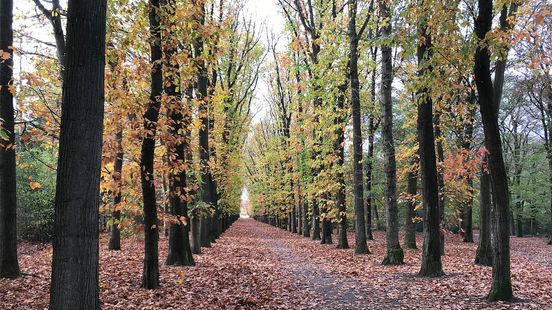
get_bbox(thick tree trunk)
[140,0,163,289]
[48,0,107,307]
[108,128,123,251]
[349,0,368,254]
[0,0,19,279]
[404,163,418,249]
[474,0,513,301]
[380,0,402,265]
[417,17,443,277]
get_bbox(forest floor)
[1,219,551,309]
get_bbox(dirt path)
[247,220,400,309]
[2,218,551,309]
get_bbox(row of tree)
[1,0,262,308]
[246,0,551,303]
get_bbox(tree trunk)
[462,178,474,243]
[311,200,321,240]
[349,0,368,254]
[194,3,216,248]
[303,201,310,237]
[164,0,194,266]
[48,0,107,307]
[191,217,201,254]
[380,0,402,265]
[140,0,163,289]
[474,0,513,300]
[0,0,19,279]
[475,165,493,266]
[404,163,418,249]
[365,115,376,240]
[108,128,123,251]
[417,16,443,277]
[433,112,446,255]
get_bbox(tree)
[380,0,403,265]
[163,0,194,267]
[48,0,107,307]
[417,1,443,277]
[0,0,20,279]
[348,0,373,254]
[140,0,163,289]
[473,0,514,301]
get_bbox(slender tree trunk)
[303,201,310,237]
[474,0,513,300]
[404,162,418,249]
[191,217,201,254]
[48,0,107,307]
[194,3,215,248]
[140,0,163,289]
[462,178,474,243]
[0,0,19,279]
[417,13,443,277]
[380,0,402,265]
[433,112,446,254]
[108,128,123,251]
[349,0,368,254]
[312,199,321,240]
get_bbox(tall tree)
[163,0,194,267]
[140,0,163,289]
[380,0,403,265]
[473,0,514,301]
[417,2,444,277]
[348,0,372,254]
[0,0,19,279]
[48,0,107,307]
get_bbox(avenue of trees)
[246,0,551,303]
[0,0,550,308]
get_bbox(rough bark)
[417,14,444,277]
[474,0,513,301]
[140,0,163,289]
[48,0,107,307]
[380,0,402,265]
[0,0,19,279]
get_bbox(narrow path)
[246,220,399,309]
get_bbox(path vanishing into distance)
[2,218,551,309]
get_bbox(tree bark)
[417,13,443,277]
[475,164,493,266]
[140,0,163,289]
[404,161,418,250]
[474,0,513,301]
[164,0,194,266]
[0,0,19,279]
[380,0,402,265]
[108,128,123,251]
[48,0,107,307]
[349,0,368,254]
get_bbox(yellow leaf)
[29,181,42,190]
